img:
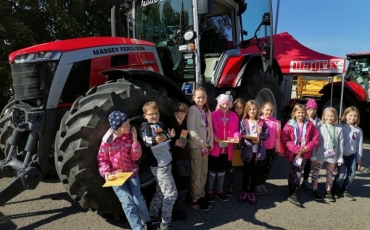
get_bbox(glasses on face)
[146,112,160,117]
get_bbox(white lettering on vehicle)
[141,0,163,7]
[290,59,345,73]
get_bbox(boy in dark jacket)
[168,102,191,221]
[140,101,177,230]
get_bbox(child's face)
[324,111,335,125]
[247,105,258,119]
[294,109,306,122]
[144,108,160,123]
[115,119,131,135]
[307,108,317,119]
[219,102,230,113]
[345,111,358,125]
[174,111,186,124]
[262,105,274,119]
[233,103,244,117]
[193,91,207,107]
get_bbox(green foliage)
[0,0,125,110]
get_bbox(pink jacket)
[210,110,241,161]
[97,128,141,178]
[260,115,278,149]
[282,119,319,162]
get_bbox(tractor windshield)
[135,0,194,82]
[346,56,370,101]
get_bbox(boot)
[288,186,301,206]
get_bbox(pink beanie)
[306,98,317,109]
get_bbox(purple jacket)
[240,118,269,162]
[210,110,241,161]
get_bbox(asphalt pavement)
[1,138,370,230]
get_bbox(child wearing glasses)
[140,101,177,230]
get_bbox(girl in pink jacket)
[282,104,319,207]
[207,94,240,202]
[97,111,152,230]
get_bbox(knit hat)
[108,110,128,130]
[306,99,317,109]
[216,94,233,105]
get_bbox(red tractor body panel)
[217,56,245,88]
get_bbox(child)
[255,101,281,195]
[140,102,177,230]
[333,106,363,201]
[168,102,191,221]
[238,100,269,206]
[187,87,214,211]
[227,98,246,196]
[310,107,344,202]
[282,104,319,206]
[207,94,240,202]
[302,99,321,190]
[97,110,153,230]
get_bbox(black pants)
[258,148,275,185]
[241,153,263,192]
[172,158,190,213]
[303,159,311,181]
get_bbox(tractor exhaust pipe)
[110,1,121,37]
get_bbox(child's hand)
[168,128,176,138]
[357,160,361,171]
[214,136,220,142]
[131,127,138,143]
[175,139,183,147]
[257,126,262,134]
[300,146,308,153]
[104,172,110,181]
[155,135,165,143]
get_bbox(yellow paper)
[231,149,244,167]
[102,172,133,187]
[180,130,188,138]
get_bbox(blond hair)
[290,104,307,119]
[192,86,210,112]
[341,106,360,126]
[142,101,159,114]
[231,98,246,119]
[243,100,260,119]
[321,107,338,125]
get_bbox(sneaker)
[311,190,323,201]
[159,222,172,230]
[325,192,336,202]
[199,197,212,208]
[333,190,344,199]
[248,192,256,206]
[145,221,154,230]
[216,192,229,201]
[191,201,210,212]
[302,180,313,190]
[343,191,356,201]
[207,191,215,202]
[238,191,248,203]
[255,185,264,196]
[261,184,269,195]
[226,187,234,197]
[287,195,301,206]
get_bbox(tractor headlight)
[184,30,197,42]
[14,51,62,63]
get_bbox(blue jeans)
[112,174,151,230]
[334,154,356,191]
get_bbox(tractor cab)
[346,53,370,101]
[132,0,274,89]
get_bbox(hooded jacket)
[97,128,141,178]
[210,109,241,161]
[282,119,319,161]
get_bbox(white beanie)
[216,94,233,105]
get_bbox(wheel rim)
[255,88,277,118]
[322,98,345,116]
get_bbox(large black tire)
[236,66,283,120]
[318,91,359,118]
[0,100,27,159]
[54,79,178,216]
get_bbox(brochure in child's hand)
[220,137,239,143]
[179,130,188,148]
[103,172,133,187]
[151,140,171,150]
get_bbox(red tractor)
[0,0,283,217]
[318,52,370,124]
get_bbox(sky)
[275,0,369,59]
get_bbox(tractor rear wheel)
[236,67,283,120]
[54,79,178,216]
[318,91,359,118]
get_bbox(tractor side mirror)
[262,12,271,26]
